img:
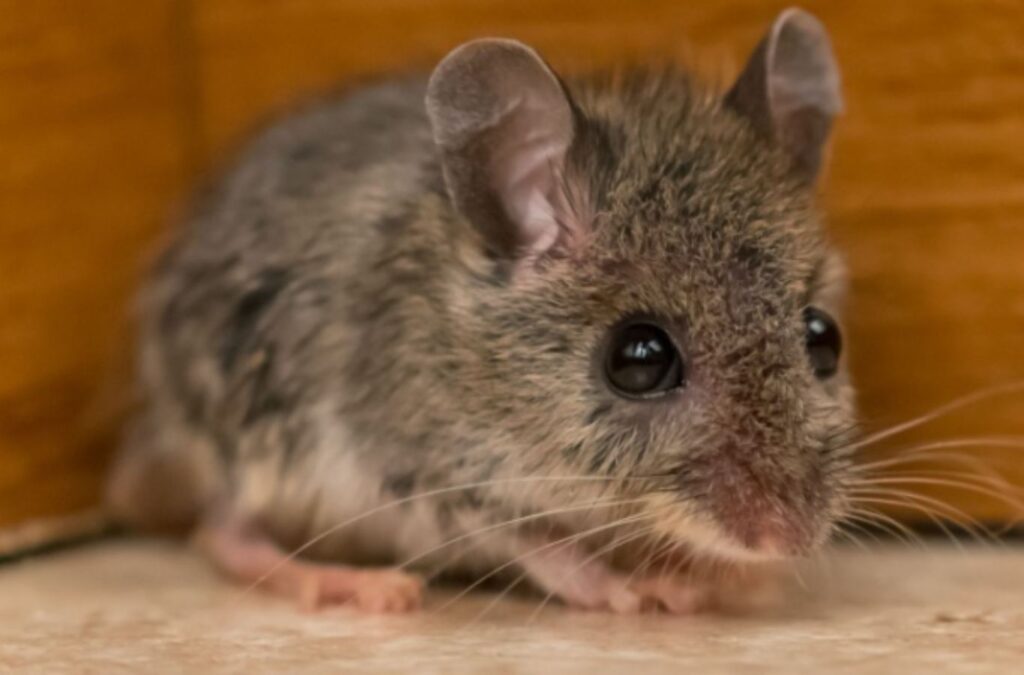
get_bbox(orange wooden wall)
[2,0,1023,528]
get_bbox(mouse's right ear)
[725,8,843,182]
[426,39,588,277]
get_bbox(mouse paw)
[627,575,708,614]
[517,539,713,614]
[552,573,643,614]
[519,543,644,613]
[299,566,424,613]
[195,513,424,613]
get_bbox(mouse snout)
[691,445,823,559]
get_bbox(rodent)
[106,7,855,613]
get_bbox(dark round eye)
[804,307,842,379]
[604,322,684,398]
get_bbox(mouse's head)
[427,9,854,562]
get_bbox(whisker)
[845,381,1024,453]
[661,540,701,591]
[838,513,897,547]
[847,485,999,544]
[850,484,1012,537]
[846,439,1024,540]
[830,522,874,553]
[397,497,644,572]
[848,493,993,549]
[834,514,886,547]
[790,559,810,593]
[851,464,1019,497]
[239,475,641,597]
[853,479,1024,533]
[843,506,927,549]
[619,530,679,600]
[863,465,1020,487]
[848,476,1024,515]
[853,439,1024,474]
[846,507,923,547]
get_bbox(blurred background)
[1,0,1023,531]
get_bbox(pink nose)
[727,516,806,558]
[749,529,790,557]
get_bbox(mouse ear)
[426,39,587,274]
[725,8,843,181]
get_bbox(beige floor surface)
[0,539,1022,674]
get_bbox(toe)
[630,577,705,615]
[352,570,424,613]
[606,586,643,614]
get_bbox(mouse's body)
[108,9,856,613]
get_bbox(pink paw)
[628,575,707,614]
[296,566,424,613]
[521,542,708,615]
[557,575,705,615]
[194,515,424,613]
[559,579,643,614]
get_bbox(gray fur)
[108,14,855,582]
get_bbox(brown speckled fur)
[107,22,856,588]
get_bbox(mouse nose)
[701,505,811,559]
[697,453,816,558]
[734,519,804,558]
[684,435,828,559]
[711,495,818,558]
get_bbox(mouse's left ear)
[725,8,843,182]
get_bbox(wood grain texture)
[1,0,1022,527]
[0,1,192,527]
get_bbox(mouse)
[106,7,855,614]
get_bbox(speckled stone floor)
[0,539,1022,673]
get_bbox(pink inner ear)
[426,38,591,268]
[487,96,586,262]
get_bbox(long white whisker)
[848,467,1020,493]
[830,522,874,553]
[850,485,1006,537]
[846,381,1024,453]
[853,496,969,550]
[848,476,1024,515]
[397,497,644,572]
[843,506,927,549]
[853,439,1024,474]
[240,475,636,596]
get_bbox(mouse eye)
[804,307,842,379]
[604,322,684,398]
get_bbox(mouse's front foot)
[195,512,424,613]
[519,542,707,614]
[627,574,709,614]
[300,566,424,613]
